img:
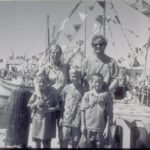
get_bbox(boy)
[80,73,111,148]
[59,67,83,148]
[28,74,59,148]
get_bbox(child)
[80,73,111,148]
[59,67,83,148]
[28,74,59,148]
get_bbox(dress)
[30,87,59,140]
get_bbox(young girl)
[28,74,59,148]
[80,73,112,148]
[59,67,83,148]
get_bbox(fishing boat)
[0,15,51,98]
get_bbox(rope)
[111,0,136,58]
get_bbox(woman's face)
[50,45,62,63]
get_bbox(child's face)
[69,73,80,84]
[38,77,47,89]
[91,76,103,91]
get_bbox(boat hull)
[0,77,34,98]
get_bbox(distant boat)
[0,15,52,98]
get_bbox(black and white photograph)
[0,0,150,148]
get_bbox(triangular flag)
[61,44,67,51]
[115,16,121,24]
[78,12,88,22]
[112,42,116,46]
[132,57,140,67]
[88,5,94,11]
[73,24,81,32]
[135,48,139,53]
[95,15,104,25]
[128,29,134,34]
[118,59,122,64]
[97,1,105,9]
[92,23,99,34]
[76,40,84,46]
[65,34,73,42]
[59,18,69,31]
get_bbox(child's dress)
[29,87,59,141]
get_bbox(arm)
[81,110,86,135]
[109,78,119,92]
[103,96,112,138]
[103,115,110,138]
[109,60,119,92]
[80,93,88,134]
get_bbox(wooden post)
[116,119,131,148]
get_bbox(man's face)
[50,46,61,63]
[92,38,106,55]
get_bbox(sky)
[0,0,149,67]
[0,0,77,59]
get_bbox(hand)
[29,104,36,110]
[59,118,63,127]
[103,126,109,138]
[97,92,108,104]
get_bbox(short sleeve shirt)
[81,56,119,89]
[80,90,112,132]
[38,62,69,94]
[61,84,83,128]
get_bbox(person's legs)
[33,138,41,148]
[42,139,51,148]
[71,127,81,148]
[96,132,104,148]
[62,126,71,148]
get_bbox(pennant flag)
[69,1,82,18]
[128,54,131,58]
[61,44,67,51]
[110,2,113,9]
[115,16,121,24]
[106,16,111,22]
[59,18,69,31]
[73,24,81,32]
[135,48,139,54]
[128,29,134,34]
[112,42,116,46]
[88,5,94,11]
[78,12,88,22]
[132,57,140,67]
[95,15,104,25]
[118,59,122,64]
[76,40,84,46]
[97,1,105,9]
[112,19,117,24]
[65,34,73,42]
[92,23,99,34]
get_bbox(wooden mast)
[103,0,106,38]
[47,14,51,48]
